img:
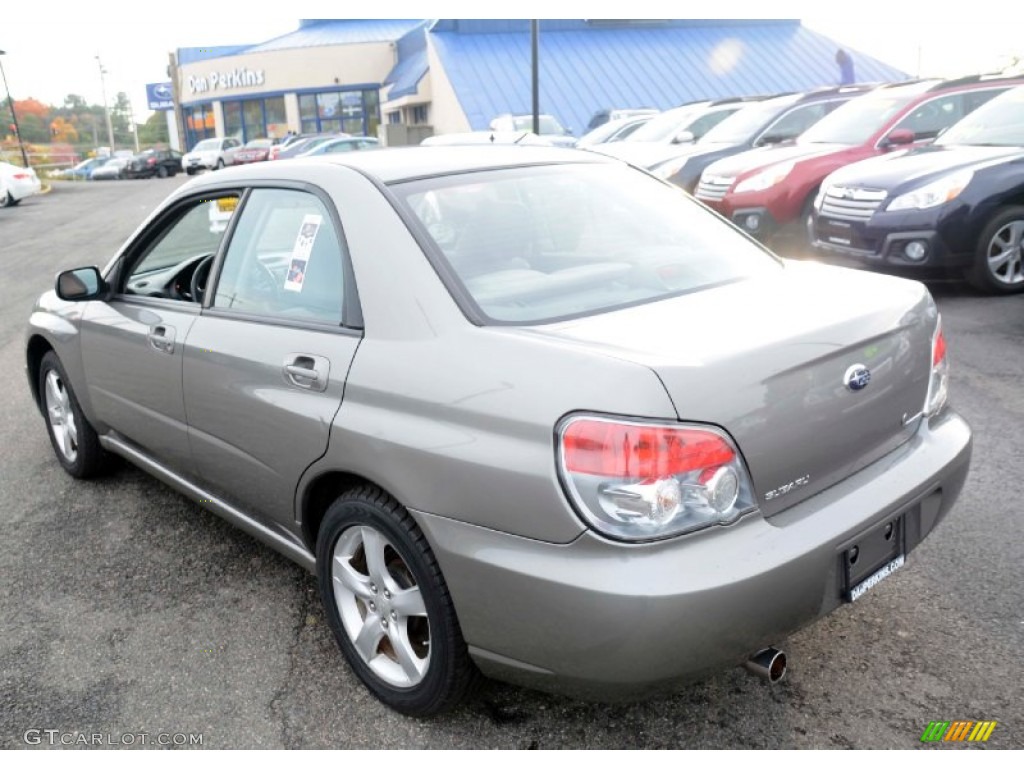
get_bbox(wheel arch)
[300,470,400,553]
[26,334,55,415]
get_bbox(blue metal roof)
[384,21,431,99]
[245,19,424,53]
[428,19,909,133]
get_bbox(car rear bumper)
[412,409,971,700]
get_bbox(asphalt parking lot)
[1,178,1022,749]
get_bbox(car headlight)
[733,161,795,194]
[651,157,690,181]
[557,415,758,541]
[887,170,973,211]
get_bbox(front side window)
[213,189,345,325]
[938,87,1024,147]
[124,194,240,300]
[394,163,778,323]
[892,94,964,140]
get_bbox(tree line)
[1,92,168,150]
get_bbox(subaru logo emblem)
[844,364,871,391]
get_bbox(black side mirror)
[56,267,105,301]
[755,132,792,147]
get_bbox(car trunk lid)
[523,261,936,517]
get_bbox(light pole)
[95,55,115,152]
[0,49,30,168]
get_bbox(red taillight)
[932,328,947,366]
[562,419,735,478]
[147,157,156,165]
[13,173,30,180]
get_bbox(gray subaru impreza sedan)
[26,147,971,715]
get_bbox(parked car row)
[686,74,1024,292]
[182,133,380,174]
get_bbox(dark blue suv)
[811,86,1024,294]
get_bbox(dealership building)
[168,19,906,150]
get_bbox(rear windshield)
[392,163,778,324]
[938,87,1024,147]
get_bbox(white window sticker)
[284,214,322,293]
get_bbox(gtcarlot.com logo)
[920,720,997,743]
[24,729,203,746]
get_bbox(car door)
[79,191,241,476]
[183,185,362,530]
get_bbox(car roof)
[193,146,610,186]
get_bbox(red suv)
[694,75,1023,248]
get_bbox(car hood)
[705,143,849,178]
[824,144,1024,190]
[519,261,934,517]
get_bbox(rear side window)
[213,189,345,325]
[394,163,778,324]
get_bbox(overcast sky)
[1,2,1020,121]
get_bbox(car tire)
[1,189,16,207]
[967,206,1024,294]
[215,159,225,170]
[185,168,195,176]
[315,485,479,716]
[38,351,111,478]
[157,166,168,179]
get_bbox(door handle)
[148,324,176,354]
[284,364,320,382]
[283,354,330,392]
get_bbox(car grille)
[695,175,734,202]
[819,186,887,221]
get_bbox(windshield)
[510,116,566,135]
[394,163,778,324]
[627,106,704,143]
[193,139,219,152]
[799,87,928,145]
[699,96,799,145]
[938,87,1024,147]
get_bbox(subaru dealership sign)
[147,82,174,111]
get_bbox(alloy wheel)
[986,220,1024,286]
[331,525,431,687]
[44,369,78,463]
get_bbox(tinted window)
[757,103,829,144]
[699,96,800,144]
[686,108,737,140]
[395,164,778,324]
[627,105,705,142]
[213,189,344,325]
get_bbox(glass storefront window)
[184,103,216,150]
[223,101,242,142]
[264,96,287,139]
[242,99,266,139]
[295,88,382,137]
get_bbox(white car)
[181,137,242,175]
[0,162,42,207]
[420,131,554,147]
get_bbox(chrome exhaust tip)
[743,647,787,684]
